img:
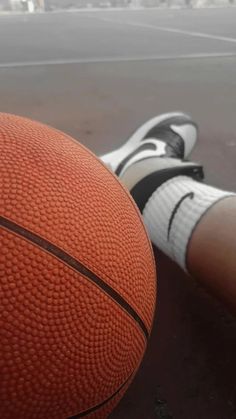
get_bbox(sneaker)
[101,112,203,212]
[101,112,198,176]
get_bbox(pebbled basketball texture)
[0,113,156,419]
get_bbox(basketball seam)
[67,373,133,418]
[0,215,149,340]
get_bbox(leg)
[188,196,236,312]
[143,176,235,312]
[101,113,236,312]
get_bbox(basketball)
[0,113,156,418]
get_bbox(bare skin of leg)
[187,197,236,313]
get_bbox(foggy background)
[0,0,235,12]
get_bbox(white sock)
[143,176,234,272]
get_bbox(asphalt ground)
[1,7,236,419]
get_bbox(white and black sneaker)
[101,112,198,176]
[101,112,204,212]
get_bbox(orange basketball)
[0,113,156,418]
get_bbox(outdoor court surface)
[1,6,236,418]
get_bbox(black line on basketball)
[67,374,132,418]
[0,216,149,340]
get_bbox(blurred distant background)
[0,0,235,13]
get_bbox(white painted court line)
[0,52,235,69]
[91,15,236,44]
